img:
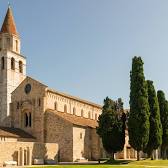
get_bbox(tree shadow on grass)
[103,159,134,165]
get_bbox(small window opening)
[11,57,15,70]
[16,40,18,52]
[17,102,19,109]
[80,133,83,139]
[19,61,23,73]
[29,113,31,127]
[1,57,4,70]
[25,113,29,127]
[54,102,57,110]
[73,107,76,115]
[88,111,91,119]
[38,98,41,106]
[95,114,98,120]
[64,105,67,113]
[6,38,10,49]
[81,109,84,117]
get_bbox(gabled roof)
[0,6,19,36]
[12,76,47,95]
[12,75,101,109]
[46,109,98,128]
[0,127,35,139]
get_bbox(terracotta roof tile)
[46,109,98,128]
[0,6,19,36]
[0,127,35,139]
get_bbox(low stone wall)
[0,141,58,166]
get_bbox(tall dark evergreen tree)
[128,56,150,160]
[157,91,168,159]
[144,80,162,159]
[97,97,126,160]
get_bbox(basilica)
[0,6,136,166]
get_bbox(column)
[21,147,24,166]
[24,148,27,165]
[18,148,21,166]
[27,147,32,165]
[123,146,127,159]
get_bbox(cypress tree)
[144,80,162,159]
[157,91,168,159]
[97,97,126,160]
[116,98,126,153]
[128,56,150,160]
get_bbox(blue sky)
[0,0,168,108]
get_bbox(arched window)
[11,57,15,70]
[17,102,19,109]
[88,111,91,119]
[29,113,32,127]
[64,105,67,113]
[38,98,41,106]
[95,113,98,120]
[19,61,23,73]
[54,102,57,110]
[6,38,10,49]
[73,107,76,115]
[81,109,84,117]
[24,113,29,127]
[80,133,83,139]
[16,40,18,52]
[1,57,4,69]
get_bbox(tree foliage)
[97,97,126,160]
[157,90,168,159]
[128,56,150,160]
[144,80,162,158]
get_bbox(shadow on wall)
[12,151,18,162]
[84,128,102,161]
[44,111,73,162]
[32,143,47,164]
[32,143,58,165]
[1,116,12,127]
[83,128,91,160]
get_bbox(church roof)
[46,109,98,128]
[0,6,19,36]
[0,127,35,139]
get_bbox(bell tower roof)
[0,6,19,36]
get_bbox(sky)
[0,0,168,108]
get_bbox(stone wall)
[44,111,73,162]
[72,126,103,161]
[72,126,90,161]
[0,140,58,166]
[0,50,26,125]
[90,128,102,160]
[11,77,47,142]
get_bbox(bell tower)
[0,6,26,125]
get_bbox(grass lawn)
[28,159,168,168]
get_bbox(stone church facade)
[0,6,136,166]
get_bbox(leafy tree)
[97,97,126,160]
[144,81,162,159]
[157,90,168,159]
[128,56,150,160]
